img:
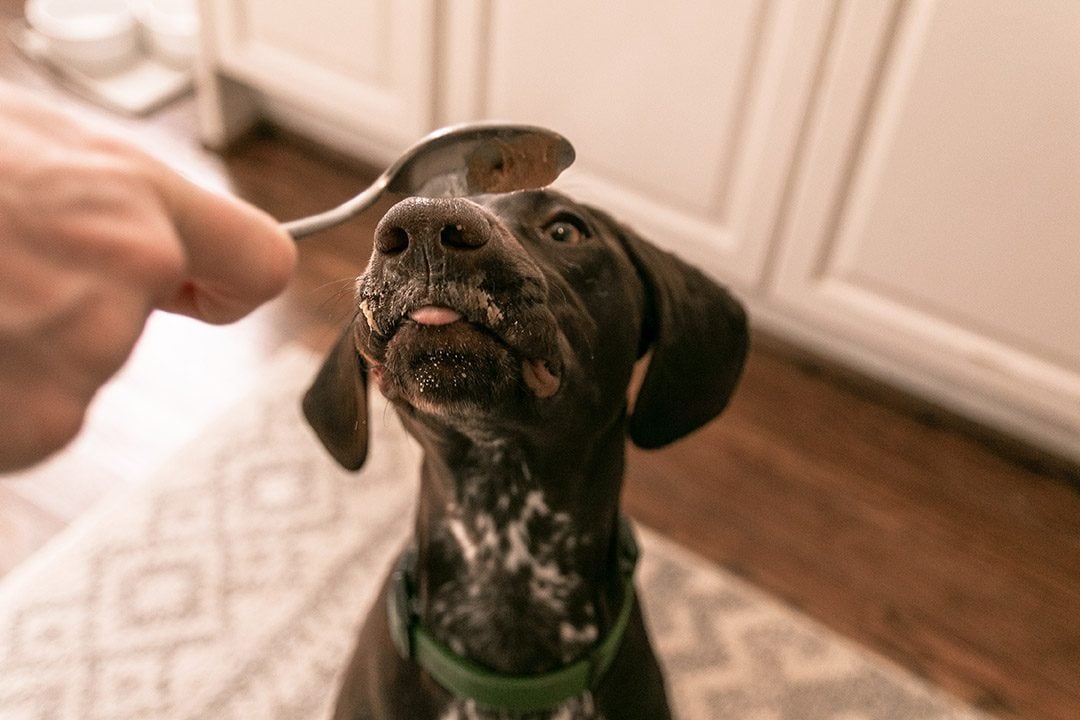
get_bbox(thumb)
[155,168,297,324]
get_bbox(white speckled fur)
[427,456,604,719]
[441,487,591,625]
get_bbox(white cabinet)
[196,0,1080,460]
[196,0,437,160]
[442,2,831,288]
[768,0,1080,459]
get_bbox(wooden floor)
[2,14,1078,719]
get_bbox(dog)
[303,188,748,719]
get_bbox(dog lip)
[365,293,564,396]
[522,357,561,398]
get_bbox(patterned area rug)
[0,348,990,720]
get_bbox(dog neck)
[407,414,628,676]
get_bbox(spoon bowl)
[283,122,575,239]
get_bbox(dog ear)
[620,230,749,449]
[302,326,369,470]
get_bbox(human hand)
[0,83,297,471]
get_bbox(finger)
[152,168,297,323]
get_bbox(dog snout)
[374,197,494,258]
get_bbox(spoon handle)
[282,213,339,239]
[282,202,371,239]
[282,182,385,239]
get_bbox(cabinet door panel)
[772,0,1080,457]
[488,3,757,217]
[206,0,436,149]
[454,1,832,287]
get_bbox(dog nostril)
[439,223,486,250]
[377,226,410,255]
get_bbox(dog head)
[303,189,748,469]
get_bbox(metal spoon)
[282,122,576,239]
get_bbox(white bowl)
[25,0,140,75]
[130,0,198,68]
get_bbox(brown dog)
[303,189,748,719]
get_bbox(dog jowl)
[303,189,748,720]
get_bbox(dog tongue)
[410,306,462,326]
[522,359,560,398]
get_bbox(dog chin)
[381,322,521,414]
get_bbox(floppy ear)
[302,326,369,470]
[619,230,749,449]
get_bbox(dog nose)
[374,197,492,256]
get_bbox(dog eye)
[541,214,590,244]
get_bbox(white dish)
[24,0,139,76]
[129,0,198,68]
[8,19,193,116]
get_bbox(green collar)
[387,516,639,714]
